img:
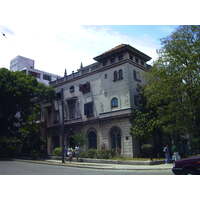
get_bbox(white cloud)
[0,1,163,76]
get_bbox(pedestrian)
[171,144,181,162]
[163,144,170,164]
[67,147,73,162]
[75,145,80,161]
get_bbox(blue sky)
[87,25,177,40]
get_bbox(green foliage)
[30,150,41,160]
[79,151,88,158]
[0,137,22,157]
[141,144,153,158]
[97,150,114,159]
[71,132,86,147]
[145,26,200,139]
[130,85,161,145]
[79,149,115,159]
[131,26,200,154]
[0,68,55,158]
[87,149,98,158]
[52,147,62,156]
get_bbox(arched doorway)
[88,130,97,149]
[110,127,121,154]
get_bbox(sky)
[0,0,195,77]
[0,24,178,76]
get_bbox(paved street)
[0,161,173,175]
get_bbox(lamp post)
[56,88,65,163]
[61,88,65,163]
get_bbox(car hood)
[175,156,200,166]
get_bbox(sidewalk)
[15,159,173,171]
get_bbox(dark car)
[172,156,200,175]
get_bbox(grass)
[110,157,164,161]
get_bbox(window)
[141,60,144,66]
[28,71,40,78]
[104,74,107,79]
[67,99,77,119]
[69,85,75,93]
[118,54,123,61]
[114,70,123,82]
[110,57,115,64]
[135,57,139,63]
[43,74,51,81]
[118,69,123,80]
[111,97,118,108]
[113,71,118,81]
[129,54,133,60]
[84,102,94,117]
[53,110,59,123]
[102,60,107,66]
[79,82,90,94]
[133,70,141,82]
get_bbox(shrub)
[79,149,116,159]
[97,150,113,159]
[79,151,88,158]
[141,144,153,158]
[87,149,98,158]
[52,147,62,156]
[30,150,40,160]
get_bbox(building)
[10,55,60,85]
[44,44,151,157]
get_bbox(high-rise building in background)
[10,55,60,85]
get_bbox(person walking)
[75,145,80,161]
[171,144,181,162]
[67,147,73,162]
[163,144,170,164]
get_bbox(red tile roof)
[94,44,151,62]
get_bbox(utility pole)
[61,88,65,163]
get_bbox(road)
[0,161,173,175]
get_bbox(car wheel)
[183,167,195,175]
[173,171,183,175]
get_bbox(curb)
[49,156,164,165]
[14,159,172,171]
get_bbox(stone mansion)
[43,44,151,157]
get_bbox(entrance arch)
[110,126,121,154]
[88,129,97,149]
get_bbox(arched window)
[118,69,123,80]
[113,71,118,81]
[111,97,118,108]
[69,85,75,93]
[88,131,97,149]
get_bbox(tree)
[144,25,200,154]
[131,25,200,156]
[71,132,86,147]
[130,86,164,157]
[0,68,55,157]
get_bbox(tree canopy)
[131,25,200,156]
[0,68,55,157]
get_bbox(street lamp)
[56,88,65,163]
